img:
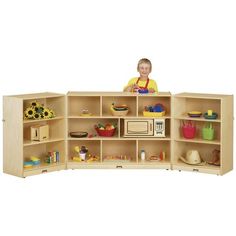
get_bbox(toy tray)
[204,112,218,119]
[70,131,88,138]
[143,111,166,117]
[187,111,202,118]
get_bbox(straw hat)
[179,150,205,165]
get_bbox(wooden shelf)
[174,138,221,145]
[68,135,171,141]
[174,116,221,123]
[23,116,64,124]
[24,138,65,147]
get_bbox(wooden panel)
[3,96,23,177]
[220,95,234,174]
[9,92,64,99]
[67,91,171,97]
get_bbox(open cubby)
[172,141,221,174]
[3,91,233,177]
[137,95,171,117]
[174,97,221,121]
[23,118,65,146]
[102,140,137,163]
[23,140,66,171]
[137,140,170,163]
[68,140,100,163]
[68,95,100,117]
[68,118,119,138]
[23,96,65,118]
[102,96,137,117]
[173,119,221,144]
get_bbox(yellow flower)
[49,109,55,118]
[43,108,51,119]
[31,101,41,107]
[33,112,41,119]
[25,107,35,119]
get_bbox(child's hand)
[132,83,140,91]
[148,88,156,93]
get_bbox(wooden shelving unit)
[3,92,66,177]
[172,92,233,175]
[66,91,172,170]
[2,91,233,177]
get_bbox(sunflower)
[43,108,51,119]
[25,107,35,119]
[31,101,41,107]
[49,109,55,118]
[33,113,41,119]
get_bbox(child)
[123,58,158,93]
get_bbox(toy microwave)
[123,119,165,137]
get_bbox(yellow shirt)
[124,77,158,92]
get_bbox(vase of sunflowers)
[24,101,56,120]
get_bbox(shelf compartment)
[173,97,221,120]
[137,140,170,164]
[23,140,66,171]
[102,140,137,163]
[68,118,119,139]
[23,119,65,146]
[68,96,100,116]
[173,119,221,144]
[172,141,221,174]
[68,140,101,163]
[23,96,65,120]
[138,96,171,117]
[102,96,137,117]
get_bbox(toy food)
[95,123,117,136]
[103,155,131,162]
[187,111,202,118]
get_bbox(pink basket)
[182,121,196,139]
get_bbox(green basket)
[202,123,214,140]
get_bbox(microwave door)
[127,120,153,136]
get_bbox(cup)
[207,110,213,116]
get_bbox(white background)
[0,0,236,236]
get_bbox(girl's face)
[138,63,151,78]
